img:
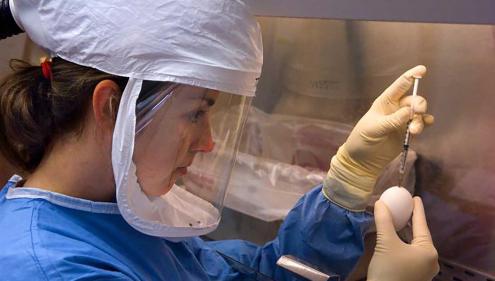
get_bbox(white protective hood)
[14,0,263,238]
[14,0,263,96]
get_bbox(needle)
[398,76,420,187]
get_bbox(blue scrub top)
[0,175,373,280]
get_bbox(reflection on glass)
[233,17,495,275]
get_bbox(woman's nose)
[191,124,215,153]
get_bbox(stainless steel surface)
[221,17,495,275]
[216,251,276,281]
[246,0,495,25]
[277,255,339,281]
[207,207,281,245]
[0,33,26,77]
[434,258,495,281]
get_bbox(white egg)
[379,186,413,231]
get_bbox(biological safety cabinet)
[208,1,495,280]
[0,1,494,280]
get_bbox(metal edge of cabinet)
[246,0,495,25]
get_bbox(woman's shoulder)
[0,188,192,280]
[0,190,138,280]
[0,192,48,280]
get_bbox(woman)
[0,0,439,280]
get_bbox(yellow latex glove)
[323,65,434,210]
[367,197,440,281]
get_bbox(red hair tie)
[40,57,53,81]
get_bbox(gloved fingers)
[411,197,434,246]
[376,65,427,105]
[423,114,435,126]
[399,95,428,135]
[374,200,401,242]
[409,114,425,135]
[405,113,435,135]
[398,95,428,114]
[375,107,410,136]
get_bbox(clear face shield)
[113,78,251,239]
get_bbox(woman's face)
[133,86,218,196]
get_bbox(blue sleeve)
[206,184,373,280]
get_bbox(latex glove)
[367,197,439,281]
[323,65,434,210]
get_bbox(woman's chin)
[141,177,176,197]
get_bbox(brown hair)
[0,57,128,172]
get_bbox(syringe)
[398,76,420,187]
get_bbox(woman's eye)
[190,110,207,123]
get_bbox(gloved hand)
[367,197,440,281]
[323,65,434,210]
